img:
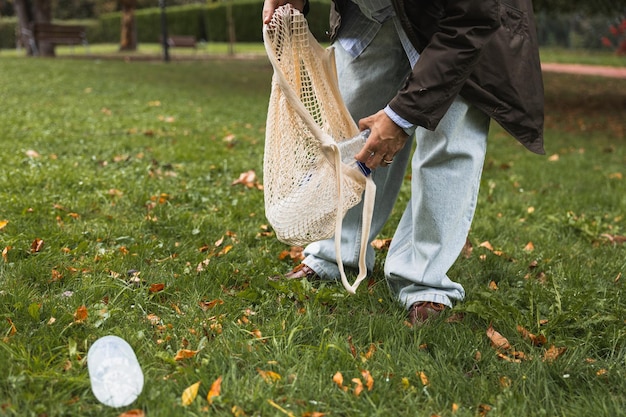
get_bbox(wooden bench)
[22,22,88,56]
[160,35,197,49]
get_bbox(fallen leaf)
[231,405,246,416]
[351,377,363,396]
[488,281,498,291]
[418,371,429,386]
[333,372,348,392]
[2,246,11,262]
[548,154,559,161]
[542,345,566,363]
[523,242,535,252]
[371,238,392,250]
[232,170,256,187]
[175,349,199,361]
[199,299,224,311]
[361,369,374,391]
[267,399,295,417]
[6,318,17,336]
[207,375,223,404]
[149,283,165,293]
[181,381,201,406]
[26,149,41,158]
[461,238,473,258]
[0,220,8,230]
[479,241,494,251]
[31,238,44,253]
[600,233,626,244]
[73,305,88,323]
[257,369,281,383]
[146,313,161,325]
[118,410,145,417]
[486,325,511,350]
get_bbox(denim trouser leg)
[302,20,490,310]
[385,96,489,309]
[303,21,413,279]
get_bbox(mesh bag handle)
[263,5,376,293]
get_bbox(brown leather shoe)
[408,301,447,326]
[269,263,318,281]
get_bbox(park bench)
[22,22,88,56]
[160,35,197,50]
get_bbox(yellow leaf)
[418,371,429,386]
[523,241,535,252]
[6,318,17,336]
[401,377,411,389]
[257,369,281,383]
[231,405,246,416]
[207,375,223,404]
[0,220,8,230]
[267,399,295,417]
[181,381,201,406]
[174,349,199,361]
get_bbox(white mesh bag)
[263,5,376,294]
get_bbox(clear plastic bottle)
[87,335,144,408]
[338,129,371,176]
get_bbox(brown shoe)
[269,263,318,281]
[408,302,447,326]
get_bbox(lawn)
[0,54,624,417]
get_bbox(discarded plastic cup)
[87,335,144,408]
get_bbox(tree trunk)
[34,0,54,56]
[14,0,53,56]
[120,0,137,52]
[13,0,34,55]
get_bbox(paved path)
[541,63,626,79]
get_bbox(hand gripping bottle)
[87,335,144,408]
[338,129,371,176]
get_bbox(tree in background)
[119,0,137,51]
[13,0,52,56]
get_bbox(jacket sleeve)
[388,0,501,130]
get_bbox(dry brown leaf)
[486,325,511,350]
[351,377,363,397]
[2,246,10,262]
[600,233,626,244]
[207,375,223,404]
[333,372,348,392]
[479,241,494,251]
[146,313,161,325]
[361,369,374,391]
[174,349,199,361]
[149,283,165,293]
[118,410,145,417]
[73,305,88,323]
[199,299,224,311]
[231,170,257,187]
[488,281,498,291]
[181,381,201,406]
[371,238,392,250]
[217,245,233,256]
[523,241,535,252]
[461,238,473,258]
[516,325,547,346]
[542,345,567,363]
[6,318,17,336]
[31,238,44,253]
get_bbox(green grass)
[2,43,625,66]
[0,56,625,417]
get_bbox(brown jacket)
[329,0,545,154]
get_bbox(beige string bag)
[263,4,376,294]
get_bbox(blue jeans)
[302,20,490,309]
